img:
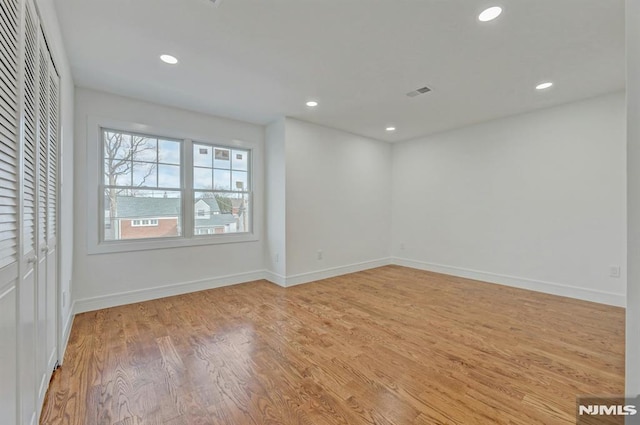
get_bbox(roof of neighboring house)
[195,215,237,227]
[196,198,221,213]
[115,196,232,226]
[116,196,181,218]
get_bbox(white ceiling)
[54,0,625,142]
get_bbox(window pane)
[131,136,157,162]
[104,189,182,241]
[232,150,248,171]
[193,144,212,167]
[213,169,231,191]
[132,161,157,187]
[232,171,248,191]
[159,139,181,165]
[193,191,250,235]
[158,164,181,188]
[213,148,231,169]
[193,167,212,190]
[104,160,131,186]
[104,131,131,160]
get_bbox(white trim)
[72,260,393,313]
[86,116,261,255]
[37,374,47,409]
[72,269,266,313]
[92,232,259,255]
[69,257,624,316]
[391,257,626,307]
[263,270,287,287]
[58,306,73,364]
[283,258,392,287]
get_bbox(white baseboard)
[73,259,392,314]
[263,270,287,287]
[58,308,74,364]
[71,257,624,317]
[283,258,392,287]
[392,257,626,307]
[73,269,266,314]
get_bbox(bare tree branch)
[103,131,159,237]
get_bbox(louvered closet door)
[34,29,60,410]
[45,58,59,384]
[35,26,50,407]
[0,0,20,424]
[20,1,39,424]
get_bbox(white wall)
[264,118,286,279]
[284,119,392,281]
[392,92,626,306]
[627,0,640,399]
[36,0,75,357]
[73,88,265,312]
[74,89,627,310]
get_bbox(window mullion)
[99,182,105,243]
[183,138,194,238]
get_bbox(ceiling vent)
[406,86,432,97]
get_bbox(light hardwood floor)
[40,265,625,425]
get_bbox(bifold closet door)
[45,58,59,379]
[0,0,21,424]
[20,1,39,424]
[35,25,59,409]
[35,26,50,406]
[1,0,60,422]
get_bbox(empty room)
[1,0,640,424]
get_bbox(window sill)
[87,233,259,255]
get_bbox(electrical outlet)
[400,243,405,251]
[275,253,279,263]
[609,265,621,278]
[317,250,323,260]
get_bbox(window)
[103,129,182,241]
[99,128,253,248]
[131,219,159,227]
[192,143,250,236]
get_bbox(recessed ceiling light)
[160,54,178,65]
[306,100,318,107]
[386,126,396,132]
[536,82,553,90]
[478,6,502,22]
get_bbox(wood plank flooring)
[40,265,625,425]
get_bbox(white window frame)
[86,117,261,254]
